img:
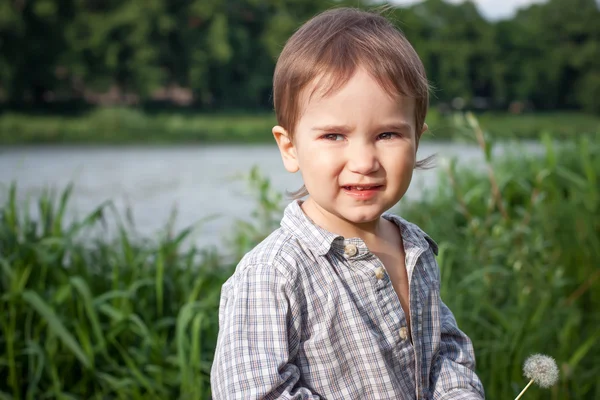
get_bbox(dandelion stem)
[515,379,535,400]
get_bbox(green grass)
[476,111,600,138]
[1,115,599,399]
[0,107,598,145]
[398,115,600,399]
[0,187,233,399]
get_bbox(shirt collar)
[280,200,438,257]
[383,212,439,256]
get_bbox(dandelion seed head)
[523,354,559,388]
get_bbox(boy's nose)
[346,143,380,175]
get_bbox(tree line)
[0,0,598,113]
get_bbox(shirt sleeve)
[210,262,320,400]
[430,300,485,400]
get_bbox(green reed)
[0,184,235,399]
[1,116,599,399]
[398,115,599,399]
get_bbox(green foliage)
[225,166,284,260]
[0,0,598,113]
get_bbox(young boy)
[211,7,484,400]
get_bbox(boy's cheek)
[300,155,337,173]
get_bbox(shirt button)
[344,244,358,257]
[375,266,386,280]
[399,326,408,341]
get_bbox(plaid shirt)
[211,200,484,399]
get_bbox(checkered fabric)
[211,200,484,399]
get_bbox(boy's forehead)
[297,70,414,118]
[301,69,406,107]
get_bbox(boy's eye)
[322,133,345,141]
[377,132,399,140]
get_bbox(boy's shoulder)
[234,225,309,281]
[232,200,338,279]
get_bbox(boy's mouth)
[342,185,383,191]
[342,185,384,200]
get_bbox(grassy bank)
[0,107,598,145]
[1,120,599,399]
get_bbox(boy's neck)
[300,198,396,246]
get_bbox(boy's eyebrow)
[311,124,353,133]
[311,122,412,133]
[377,122,412,132]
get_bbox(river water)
[0,141,540,250]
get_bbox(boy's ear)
[415,123,428,146]
[419,123,428,139]
[272,125,300,173]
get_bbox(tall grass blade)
[567,330,600,370]
[70,276,106,352]
[21,290,91,369]
[156,250,164,317]
[53,183,73,235]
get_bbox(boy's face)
[274,68,425,228]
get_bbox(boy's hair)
[273,7,433,199]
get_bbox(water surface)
[1,141,540,249]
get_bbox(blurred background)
[0,0,599,399]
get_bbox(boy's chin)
[338,205,387,225]
[306,197,391,225]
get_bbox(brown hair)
[273,7,433,198]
